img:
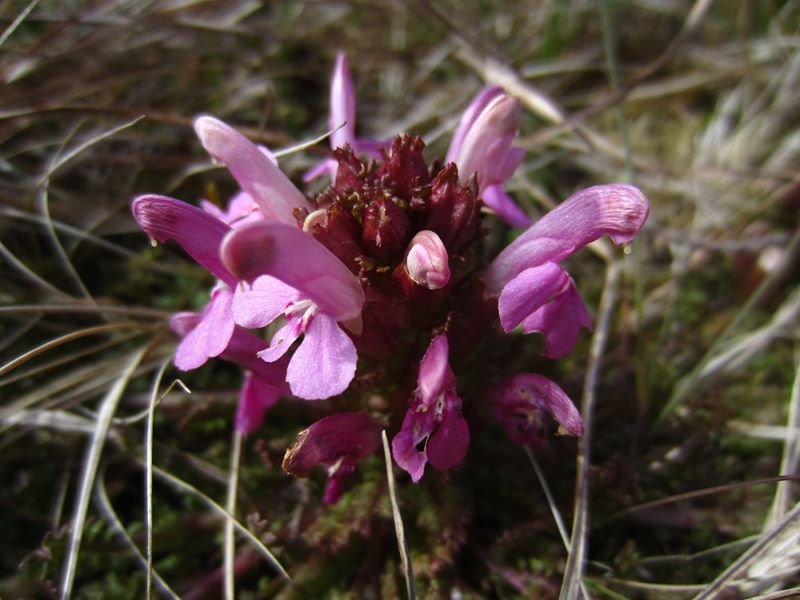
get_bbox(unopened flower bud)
[405,231,450,290]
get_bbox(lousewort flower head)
[131,52,649,501]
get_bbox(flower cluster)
[132,52,649,502]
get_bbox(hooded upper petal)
[483,184,650,294]
[282,412,381,503]
[194,116,312,224]
[221,221,365,322]
[131,195,235,287]
[491,373,583,448]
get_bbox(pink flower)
[490,373,583,448]
[392,334,469,482]
[171,313,290,434]
[282,412,381,504]
[221,221,365,400]
[304,51,384,182]
[132,195,239,369]
[448,87,531,228]
[482,183,649,357]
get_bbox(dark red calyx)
[421,164,481,254]
[361,196,411,264]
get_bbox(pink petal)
[481,185,532,228]
[446,86,505,164]
[286,313,357,400]
[483,184,650,293]
[131,195,234,286]
[329,51,357,149]
[417,334,451,405]
[221,221,365,322]
[232,275,300,329]
[498,263,569,333]
[426,407,469,471]
[405,230,451,290]
[220,327,291,391]
[303,158,337,183]
[257,317,303,363]
[522,282,592,358]
[170,311,200,337]
[455,95,523,192]
[236,372,281,434]
[194,116,312,224]
[174,286,235,370]
[200,191,261,227]
[352,138,386,159]
[391,410,435,483]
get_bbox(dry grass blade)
[0,334,141,390]
[749,588,800,600]
[95,464,180,600]
[150,465,290,581]
[767,357,800,525]
[0,322,149,382]
[382,430,415,600]
[0,0,39,47]
[59,344,150,600]
[144,359,172,600]
[224,429,243,600]
[0,239,70,298]
[0,304,171,319]
[525,447,589,599]
[42,116,145,180]
[560,261,621,600]
[37,178,93,302]
[692,501,800,600]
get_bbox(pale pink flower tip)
[405,230,451,290]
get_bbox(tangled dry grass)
[1,1,799,598]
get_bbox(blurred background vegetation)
[1,0,799,598]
